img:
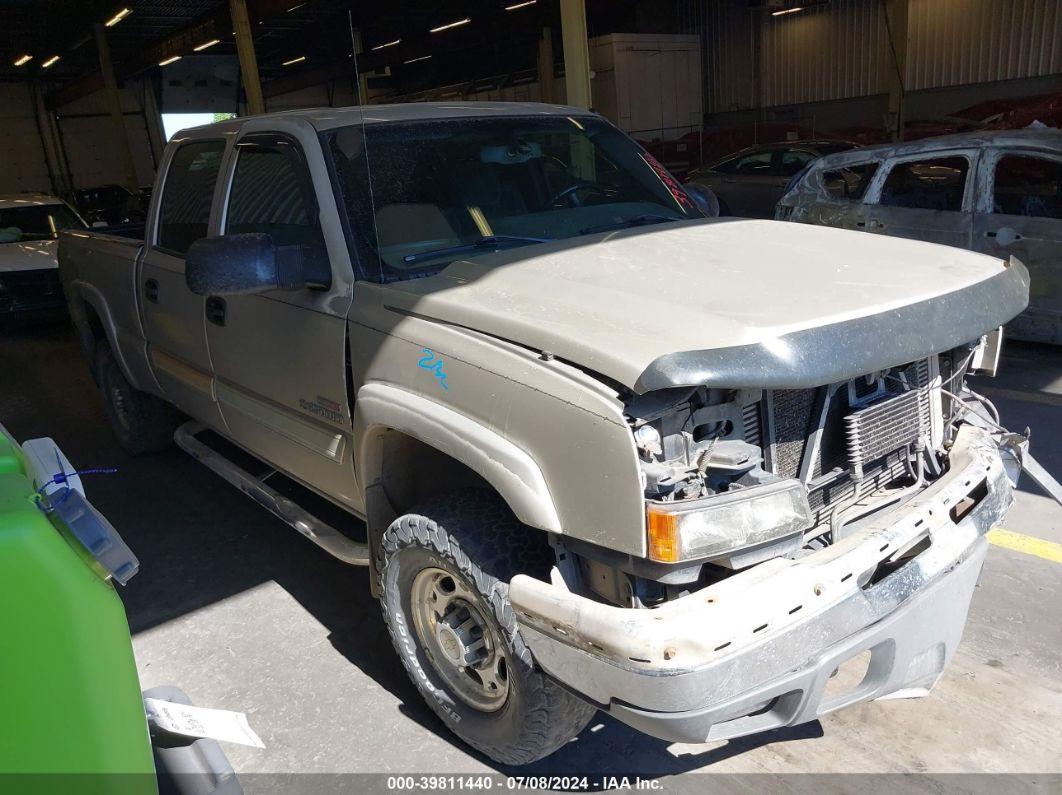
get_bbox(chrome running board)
[174,421,370,566]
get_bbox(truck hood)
[0,240,58,273]
[379,219,1029,393]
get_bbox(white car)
[0,193,86,317]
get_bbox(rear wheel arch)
[68,284,125,385]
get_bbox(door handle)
[986,227,1022,244]
[144,278,159,303]
[206,296,227,327]
[722,177,736,184]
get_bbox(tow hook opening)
[950,478,989,524]
[860,532,934,590]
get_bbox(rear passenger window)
[715,150,773,175]
[225,138,321,247]
[821,163,878,200]
[993,155,1062,219]
[880,156,968,212]
[157,141,224,255]
[731,151,774,175]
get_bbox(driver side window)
[225,137,322,247]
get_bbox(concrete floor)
[2,321,1060,787]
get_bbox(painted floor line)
[988,527,1062,564]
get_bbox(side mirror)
[684,183,720,218]
[185,233,330,296]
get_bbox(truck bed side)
[58,227,160,395]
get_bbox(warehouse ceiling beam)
[47,0,298,109]
[93,23,140,193]
[261,2,549,100]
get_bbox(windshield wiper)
[402,234,553,264]
[579,214,680,235]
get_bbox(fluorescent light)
[282,55,306,66]
[159,55,182,66]
[13,54,33,67]
[371,38,401,51]
[105,7,132,27]
[41,55,60,68]
[430,17,470,33]
[404,55,432,64]
[505,0,537,9]
[193,39,220,52]
[771,6,804,15]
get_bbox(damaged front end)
[509,330,1030,744]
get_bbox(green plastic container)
[0,427,156,794]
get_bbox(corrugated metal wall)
[703,0,1062,113]
[0,82,53,194]
[704,1,753,112]
[760,0,889,107]
[907,0,1062,90]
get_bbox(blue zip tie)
[34,449,117,513]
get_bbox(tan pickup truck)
[59,102,1033,764]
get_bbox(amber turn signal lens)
[646,507,680,562]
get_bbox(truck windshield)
[324,115,702,282]
[0,204,83,243]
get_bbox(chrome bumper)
[509,425,1016,743]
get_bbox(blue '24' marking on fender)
[418,348,449,391]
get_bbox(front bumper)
[0,269,66,316]
[509,425,1016,743]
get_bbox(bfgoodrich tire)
[95,346,180,455]
[377,489,596,765]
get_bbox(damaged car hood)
[378,219,1029,393]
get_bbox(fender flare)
[355,382,562,534]
[70,281,126,371]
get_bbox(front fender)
[354,382,562,533]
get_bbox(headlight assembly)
[646,478,812,566]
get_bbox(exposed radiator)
[844,389,927,480]
[763,358,936,532]
[770,389,817,480]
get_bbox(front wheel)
[377,490,595,765]
[95,346,181,455]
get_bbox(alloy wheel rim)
[409,566,510,712]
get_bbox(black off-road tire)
[377,489,596,765]
[95,346,180,455]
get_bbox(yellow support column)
[230,0,266,116]
[538,27,555,104]
[885,0,909,141]
[560,0,591,110]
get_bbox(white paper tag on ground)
[145,698,265,748]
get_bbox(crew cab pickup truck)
[60,102,1032,765]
